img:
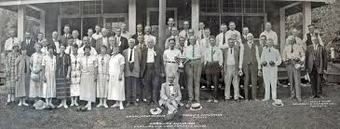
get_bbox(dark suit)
[305,44,328,97]
[20,39,36,56]
[48,38,61,55]
[241,35,247,44]
[140,47,164,104]
[131,32,144,45]
[123,48,140,104]
[89,37,96,48]
[165,26,173,39]
[135,43,147,101]
[117,36,129,54]
[60,33,71,45]
[95,37,111,55]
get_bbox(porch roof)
[0,0,335,6]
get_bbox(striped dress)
[55,53,71,99]
[96,54,110,98]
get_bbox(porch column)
[128,0,136,34]
[158,0,166,51]
[191,0,199,32]
[17,5,26,41]
[279,8,286,53]
[302,2,311,36]
[40,11,45,34]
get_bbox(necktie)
[201,30,204,39]
[269,48,271,52]
[69,46,71,54]
[211,47,213,62]
[223,33,226,44]
[230,48,233,54]
[290,45,293,53]
[192,45,195,59]
[129,48,133,62]
[24,58,27,73]
[181,46,184,55]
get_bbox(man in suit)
[303,24,324,47]
[165,27,180,49]
[179,21,190,39]
[204,36,223,102]
[242,33,262,101]
[283,36,305,102]
[95,28,111,54]
[21,31,36,56]
[166,18,176,38]
[49,31,60,54]
[140,38,164,105]
[223,37,243,101]
[241,27,250,44]
[132,24,144,45]
[123,38,141,106]
[92,25,102,40]
[135,35,147,104]
[305,37,327,98]
[60,25,71,45]
[260,38,282,101]
[115,28,129,53]
[216,23,228,49]
[87,28,97,48]
[121,22,131,39]
[200,28,212,49]
[196,22,205,41]
[159,74,182,115]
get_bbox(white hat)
[150,107,162,115]
[190,103,202,111]
[33,100,46,110]
[272,99,284,107]
[30,73,40,82]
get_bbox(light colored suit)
[159,82,182,114]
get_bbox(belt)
[166,61,177,63]
[190,58,201,61]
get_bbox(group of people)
[2,17,328,116]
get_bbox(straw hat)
[272,99,284,107]
[33,100,46,110]
[31,73,40,82]
[190,103,202,111]
[150,107,162,115]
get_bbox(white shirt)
[302,33,324,46]
[260,30,278,46]
[163,48,181,62]
[92,33,102,40]
[121,31,131,39]
[147,48,156,63]
[65,45,72,55]
[102,37,109,47]
[5,37,19,51]
[216,32,227,49]
[74,39,83,48]
[226,30,242,44]
[53,38,60,54]
[226,47,235,66]
[115,36,123,46]
[127,48,135,63]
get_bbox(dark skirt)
[56,77,70,99]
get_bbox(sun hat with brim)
[150,107,162,115]
[33,100,46,110]
[12,43,20,48]
[31,73,40,82]
[272,99,284,107]
[190,103,202,111]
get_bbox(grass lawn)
[0,83,339,128]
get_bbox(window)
[223,0,242,13]
[222,0,265,13]
[82,1,102,15]
[200,0,219,13]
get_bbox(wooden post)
[279,8,285,53]
[17,5,26,41]
[191,0,199,32]
[40,11,45,34]
[158,0,166,51]
[302,2,311,36]
[128,0,136,34]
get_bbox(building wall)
[39,3,59,40]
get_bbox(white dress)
[79,55,98,102]
[29,53,44,98]
[41,55,57,98]
[70,54,81,96]
[107,54,125,101]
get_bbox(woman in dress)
[15,48,30,106]
[108,47,125,110]
[5,43,20,105]
[96,45,110,108]
[41,39,49,56]
[30,43,44,103]
[42,45,57,107]
[56,44,71,108]
[70,44,81,106]
[79,45,98,110]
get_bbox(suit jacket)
[136,43,148,77]
[131,32,144,45]
[60,33,71,45]
[159,82,182,105]
[305,44,328,74]
[89,37,97,48]
[117,36,129,53]
[20,39,36,56]
[95,37,112,55]
[48,38,61,55]
[222,47,240,73]
[123,48,140,77]
[139,47,164,78]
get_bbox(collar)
[148,47,154,51]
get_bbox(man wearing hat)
[159,74,182,116]
[5,43,21,105]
